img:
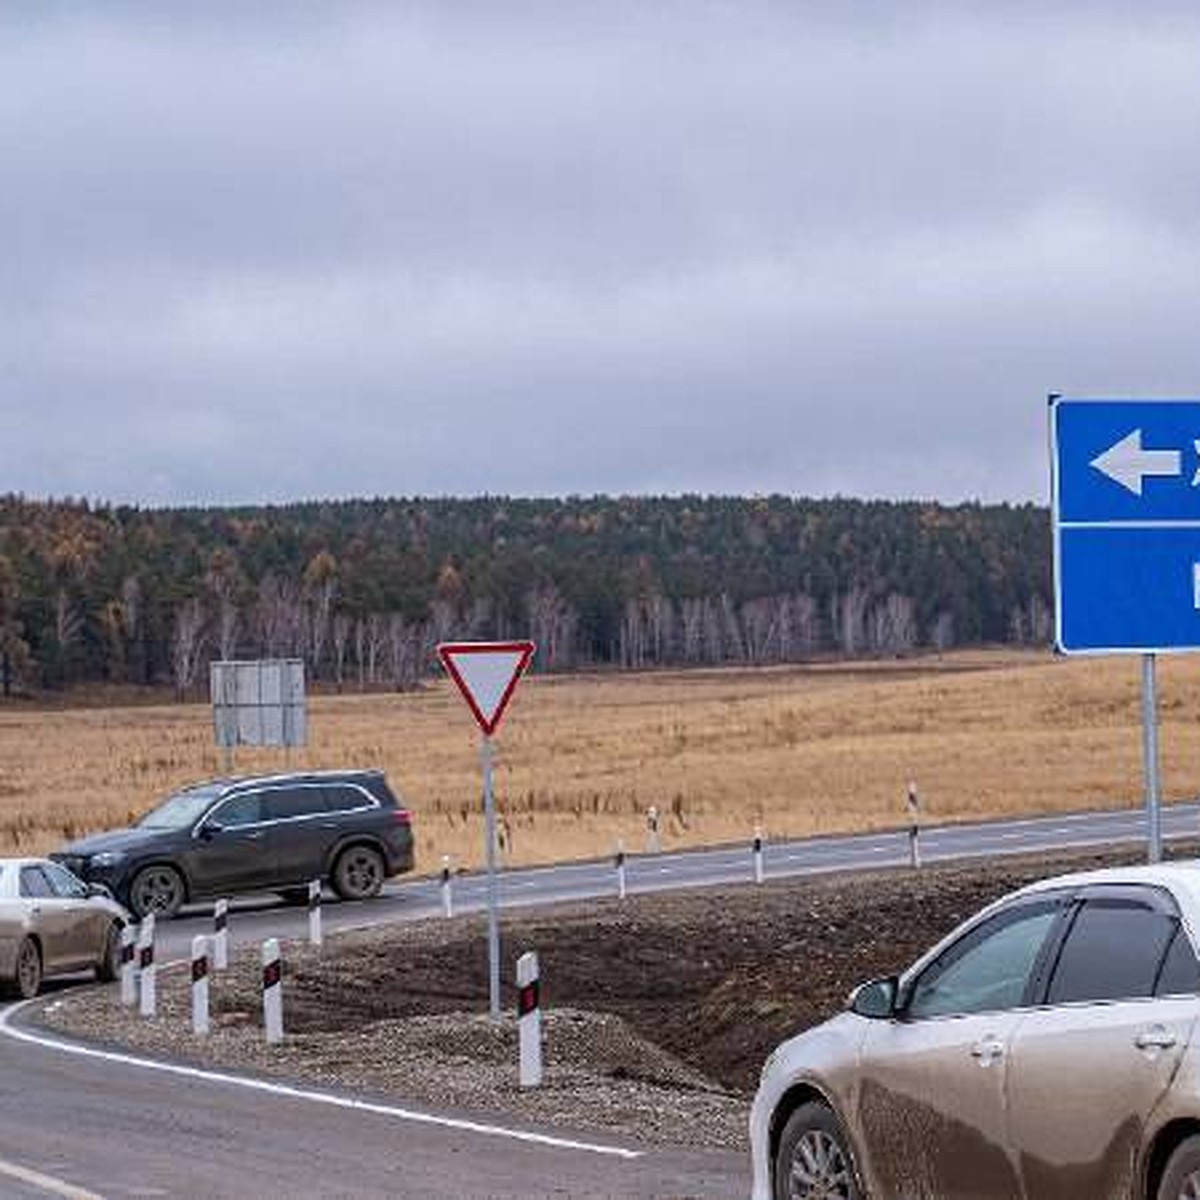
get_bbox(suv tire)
[332,845,385,901]
[129,864,186,919]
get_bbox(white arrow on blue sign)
[1052,396,1200,653]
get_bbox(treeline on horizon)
[0,493,1053,698]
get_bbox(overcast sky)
[5,2,1200,507]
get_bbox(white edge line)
[0,1003,641,1162]
[0,1156,103,1200]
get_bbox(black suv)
[52,770,414,919]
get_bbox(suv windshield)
[138,784,225,830]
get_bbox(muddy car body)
[751,862,1200,1200]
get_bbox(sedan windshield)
[137,784,224,830]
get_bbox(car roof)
[1014,860,1200,917]
[186,769,385,792]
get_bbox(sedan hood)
[56,826,171,856]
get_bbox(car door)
[263,783,339,885]
[18,865,73,971]
[40,860,106,967]
[1007,886,1199,1200]
[191,789,277,894]
[855,894,1067,1199]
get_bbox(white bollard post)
[907,780,922,869]
[213,898,229,971]
[615,840,627,900]
[440,855,453,919]
[262,938,284,1044]
[137,914,156,1018]
[119,924,136,1006]
[517,950,542,1088]
[753,825,765,885]
[646,805,661,855]
[308,879,322,947]
[191,935,210,1036]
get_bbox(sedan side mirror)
[86,882,114,900]
[849,976,898,1019]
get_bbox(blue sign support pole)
[1142,654,1163,864]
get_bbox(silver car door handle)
[970,1037,1006,1065]
[1135,1026,1178,1050]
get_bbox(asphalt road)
[0,799,1192,1199]
[151,799,1200,960]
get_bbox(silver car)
[0,858,128,999]
[751,862,1200,1200]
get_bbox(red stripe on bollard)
[262,960,283,990]
[517,980,540,1017]
[192,957,208,983]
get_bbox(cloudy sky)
[5,2,1200,507]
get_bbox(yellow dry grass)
[2,649,1199,873]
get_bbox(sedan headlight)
[90,851,126,868]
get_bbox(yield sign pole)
[437,641,536,1021]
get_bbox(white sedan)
[751,861,1200,1200]
[0,858,129,999]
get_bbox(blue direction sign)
[1052,397,1200,653]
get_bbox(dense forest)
[0,494,1052,697]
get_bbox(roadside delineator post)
[441,855,453,919]
[646,806,661,855]
[119,924,136,1006]
[517,950,542,1088]
[137,914,156,1018]
[213,898,229,970]
[753,824,765,885]
[262,937,284,1044]
[308,879,322,947]
[615,839,627,900]
[907,781,922,869]
[191,935,210,1037]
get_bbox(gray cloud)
[4,2,1200,504]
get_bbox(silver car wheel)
[130,866,184,918]
[334,846,383,900]
[1178,1172,1200,1200]
[15,937,41,999]
[789,1130,853,1200]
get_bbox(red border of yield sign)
[437,640,536,737]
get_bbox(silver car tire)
[5,936,43,1000]
[774,1101,862,1200]
[332,845,385,901]
[95,922,122,983]
[1160,1135,1200,1200]
[129,865,185,919]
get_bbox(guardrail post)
[191,935,210,1036]
[119,924,136,1006]
[517,950,542,1088]
[646,805,661,854]
[615,839,627,900]
[441,855,453,919]
[308,879,322,947]
[753,824,765,884]
[213,898,229,970]
[262,938,284,1044]
[137,914,156,1018]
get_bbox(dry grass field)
[3,648,1200,873]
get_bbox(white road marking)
[0,1005,640,1161]
[0,1156,103,1200]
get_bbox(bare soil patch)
[35,844,1192,1150]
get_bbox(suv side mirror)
[849,976,898,1019]
[198,821,223,841]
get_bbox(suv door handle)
[1135,1025,1178,1051]
[970,1037,1006,1067]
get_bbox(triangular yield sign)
[437,641,536,736]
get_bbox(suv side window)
[19,866,54,899]
[263,786,329,822]
[1046,899,1177,1005]
[213,791,264,829]
[41,861,88,899]
[906,899,1063,1019]
[323,784,373,813]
